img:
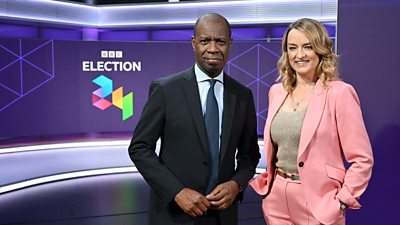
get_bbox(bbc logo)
[101,51,123,58]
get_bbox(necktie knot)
[209,79,217,88]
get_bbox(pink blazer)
[250,80,374,225]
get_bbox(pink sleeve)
[335,84,374,209]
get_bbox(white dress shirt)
[194,64,224,148]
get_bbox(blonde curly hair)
[277,18,339,93]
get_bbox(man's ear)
[191,36,195,50]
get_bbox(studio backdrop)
[0,38,281,138]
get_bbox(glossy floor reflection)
[0,172,264,225]
[0,134,265,225]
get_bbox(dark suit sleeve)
[128,80,185,207]
[231,89,261,193]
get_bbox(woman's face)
[286,29,320,79]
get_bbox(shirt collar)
[194,64,224,84]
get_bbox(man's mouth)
[205,57,222,62]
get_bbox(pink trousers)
[262,174,345,225]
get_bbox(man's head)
[192,13,232,78]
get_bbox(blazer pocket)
[325,165,345,184]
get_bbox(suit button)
[298,162,304,167]
[202,161,208,166]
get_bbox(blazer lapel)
[265,85,287,164]
[298,79,328,159]
[182,69,209,157]
[219,75,236,163]
[267,87,288,127]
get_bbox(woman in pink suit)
[250,18,374,225]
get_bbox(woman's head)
[277,18,339,92]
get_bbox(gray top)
[270,107,307,174]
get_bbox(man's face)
[192,18,232,78]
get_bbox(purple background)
[338,0,400,224]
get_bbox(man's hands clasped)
[174,180,241,217]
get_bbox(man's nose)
[207,41,219,53]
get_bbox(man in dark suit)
[128,13,260,225]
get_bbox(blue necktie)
[204,79,219,194]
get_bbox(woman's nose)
[296,49,305,58]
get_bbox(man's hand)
[174,188,210,217]
[206,180,240,210]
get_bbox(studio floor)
[0,133,265,225]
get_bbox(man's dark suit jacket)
[128,67,260,225]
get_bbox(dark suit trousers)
[194,211,221,225]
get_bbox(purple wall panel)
[40,28,82,40]
[0,24,39,38]
[231,28,267,40]
[99,30,149,41]
[151,29,193,41]
[338,0,400,224]
[81,28,99,41]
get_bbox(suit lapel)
[219,75,236,163]
[298,79,328,159]
[182,69,209,157]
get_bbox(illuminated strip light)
[0,139,265,154]
[98,16,337,27]
[0,0,337,27]
[98,0,337,27]
[0,165,265,194]
[0,140,131,154]
[24,0,91,7]
[0,138,265,193]
[256,168,266,174]
[0,166,138,194]
[2,0,95,26]
[100,0,321,9]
